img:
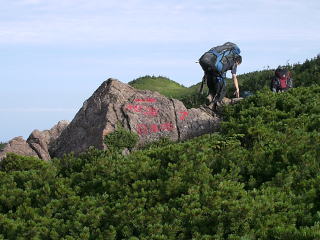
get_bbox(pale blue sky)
[1,0,319,142]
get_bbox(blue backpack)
[199,42,241,73]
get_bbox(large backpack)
[199,42,241,74]
[271,68,293,92]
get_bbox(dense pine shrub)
[0,142,6,151]
[1,86,320,239]
[104,124,139,153]
[228,55,320,96]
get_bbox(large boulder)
[0,137,38,161]
[0,120,69,161]
[51,78,220,157]
[27,120,69,160]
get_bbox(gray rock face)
[0,137,38,161]
[0,121,69,161]
[1,78,226,160]
[27,120,69,160]
[51,78,220,158]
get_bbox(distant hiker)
[270,67,293,93]
[198,42,242,111]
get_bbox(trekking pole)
[199,75,206,95]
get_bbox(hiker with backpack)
[270,67,293,93]
[198,42,242,111]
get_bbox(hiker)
[270,67,293,93]
[198,42,242,110]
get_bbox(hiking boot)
[200,104,216,116]
[206,94,213,106]
[214,101,225,113]
[207,102,215,111]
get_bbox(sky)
[1,0,319,142]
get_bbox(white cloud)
[0,0,318,45]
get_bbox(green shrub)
[0,142,6,151]
[2,84,320,238]
[104,124,139,153]
[0,153,48,172]
[141,137,173,150]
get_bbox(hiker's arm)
[232,74,240,98]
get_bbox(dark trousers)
[205,71,226,103]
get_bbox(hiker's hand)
[234,88,240,98]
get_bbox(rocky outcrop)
[222,97,243,105]
[0,121,69,161]
[0,137,38,160]
[2,78,233,160]
[51,78,220,158]
[27,120,69,160]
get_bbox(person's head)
[235,55,242,65]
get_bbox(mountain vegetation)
[0,142,6,151]
[226,55,320,97]
[129,75,193,99]
[1,57,320,239]
[129,56,320,108]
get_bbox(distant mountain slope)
[292,56,320,87]
[232,55,320,95]
[128,75,194,98]
[128,56,320,103]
